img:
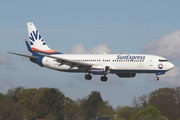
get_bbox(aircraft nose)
[169,62,174,70]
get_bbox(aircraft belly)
[110,62,163,74]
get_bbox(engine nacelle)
[116,73,136,78]
[91,65,110,75]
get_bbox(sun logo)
[29,30,46,46]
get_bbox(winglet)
[25,39,33,52]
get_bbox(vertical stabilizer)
[27,22,59,54]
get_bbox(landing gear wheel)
[155,77,159,81]
[100,76,108,82]
[85,74,92,80]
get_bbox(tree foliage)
[63,97,78,120]
[135,106,161,119]
[135,106,169,120]
[115,106,139,120]
[136,115,168,120]
[0,97,24,120]
[1,86,180,120]
[148,88,178,120]
[130,87,180,120]
[0,87,69,120]
[6,86,25,102]
[96,101,114,118]
[0,87,115,120]
[84,91,104,118]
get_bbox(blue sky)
[1,1,180,108]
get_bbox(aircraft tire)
[85,74,92,80]
[100,76,108,82]
[155,77,159,81]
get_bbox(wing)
[42,54,93,72]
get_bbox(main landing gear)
[85,74,92,80]
[84,74,108,82]
[100,76,108,82]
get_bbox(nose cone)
[168,62,174,70]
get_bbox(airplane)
[7,22,174,82]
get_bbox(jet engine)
[90,65,110,75]
[116,73,136,78]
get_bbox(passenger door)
[149,58,153,66]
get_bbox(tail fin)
[27,22,61,54]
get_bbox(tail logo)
[29,30,46,46]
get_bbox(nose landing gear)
[155,71,165,81]
[155,76,159,81]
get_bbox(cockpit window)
[159,59,168,62]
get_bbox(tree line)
[0,86,180,120]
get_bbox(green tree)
[135,106,161,119]
[157,116,169,120]
[0,97,25,120]
[37,88,65,119]
[84,91,103,119]
[115,106,139,120]
[16,87,65,119]
[96,101,114,119]
[148,88,177,120]
[75,97,87,119]
[137,115,155,120]
[46,113,57,120]
[6,86,25,102]
[63,97,77,120]
[17,88,44,118]
[174,87,180,119]
[137,115,168,120]
[0,93,6,102]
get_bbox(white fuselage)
[41,54,174,74]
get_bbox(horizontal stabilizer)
[7,52,38,59]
